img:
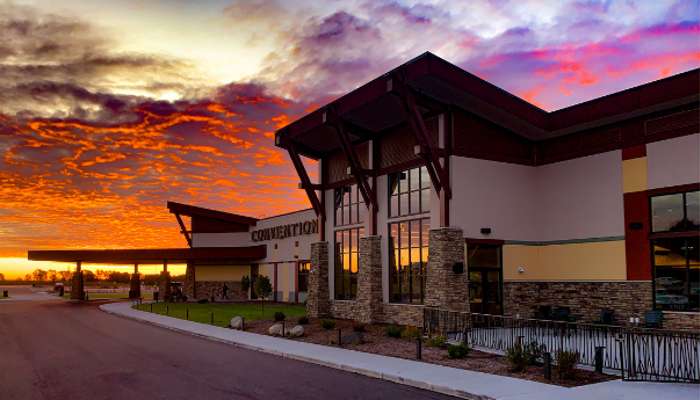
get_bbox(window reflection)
[389,218,429,304]
[334,227,363,300]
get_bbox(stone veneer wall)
[503,281,653,324]
[183,263,195,299]
[306,241,330,318]
[381,304,424,327]
[663,312,700,331]
[355,236,383,323]
[424,227,469,312]
[193,281,246,301]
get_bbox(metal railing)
[423,308,700,383]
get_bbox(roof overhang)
[167,201,258,226]
[27,246,266,264]
[275,51,699,159]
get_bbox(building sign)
[251,219,318,242]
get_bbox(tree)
[31,269,47,282]
[0,272,5,281]
[83,270,96,282]
[241,275,251,295]
[254,275,272,314]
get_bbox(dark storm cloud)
[0,3,197,121]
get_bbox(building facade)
[270,53,700,330]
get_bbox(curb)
[100,303,496,400]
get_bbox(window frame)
[334,184,363,227]
[388,166,431,219]
[334,227,363,300]
[650,190,700,233]
[388,217,430,304]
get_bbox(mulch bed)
[239,318,615,387]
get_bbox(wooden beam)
[392,74,451,198]
[174,213,192,247]
[288,142,324,217]
[326,108,375,209]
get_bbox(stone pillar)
[356,236,383,323]
[306,241,330,318]
[129,273,141,299]
[424,227,469,312]
[159,271,171,302]
[70,271,84,300]
[184,263,195,300]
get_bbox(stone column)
[129,274,141,299]
[159,271,171,302]
[424,227,469,312]
[184,262,196,300]
[306,241,330,318]
[356,236,383,323]
[70,271,84,300]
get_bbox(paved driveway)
[0,298,454,400]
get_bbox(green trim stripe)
[504,236,624,246]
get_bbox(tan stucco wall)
[195,265,249,282]
[503,240,627,281]
[622,157,648,193]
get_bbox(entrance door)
[467,243,503,315]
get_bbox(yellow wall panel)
[503,240,626,281]
[195,265,250,282]
[622,157,648,193]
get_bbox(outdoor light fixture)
[480,227,492,235]
[629,222,643,230]
[517,266,525,274]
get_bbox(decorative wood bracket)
[287,141,324,217]
[390,73,451,199]
[324,108,376,209]
[174,213,192,247]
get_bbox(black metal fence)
[423,308,700,383]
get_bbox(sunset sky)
[1,0,699,278]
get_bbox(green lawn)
[133,302,306,327]
[62,292,157,300]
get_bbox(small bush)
[523,341,545,365]
[385,324,403,338]
[352,322,366,332]
[274,312,286,322]
[426,335,447,348]
[401,326,421,340]
[297,316,309,325]
[320,319,336,330]
[506,344,528,372]
[556,350,580,379]
[197,298,208,304]
[447,343,469,359]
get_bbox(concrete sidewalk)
[100,302,699,400]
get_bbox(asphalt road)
[0,288,455,400]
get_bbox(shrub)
[274,312,286,322]
[197,298,208,304]
[241,275,251,293]
[297,316,309,325]
[426,335,447,348]
[320,319,336,330]
[385,324,403,338]
[506,344,528,372]
[447,343,469,359]
[556,350,580,379]
[401,326,421,340]
[352,322,366,332]
[523,341,545,365]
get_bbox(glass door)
[467,243,503,314]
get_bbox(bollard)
[3,290,7,297]
[166,304,169,315]
[416,336,422,360]
[543,352,552,381]
[516,335,524,347]
[150,303,153,313]
[338,328,342,347]
[210,312,214,325]
[186,307,189,320]
[595,346,605,373]
[241,317,245,331]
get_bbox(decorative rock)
[287,325,304,338]
[268,323,283,336]
[230,316,243,329]
[340,331,364,345]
